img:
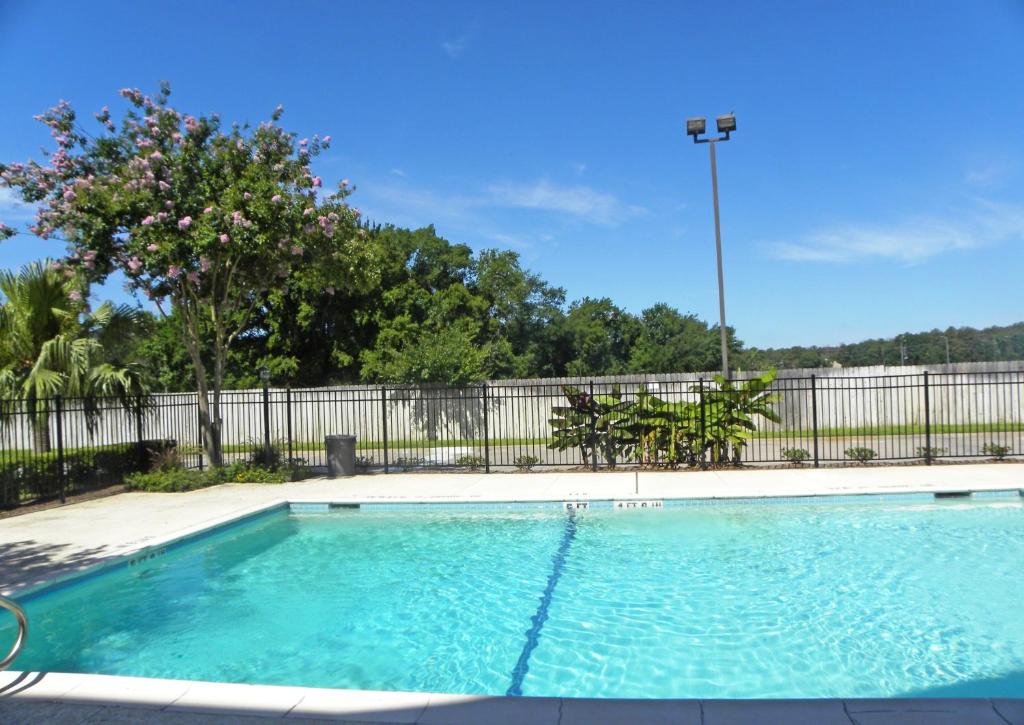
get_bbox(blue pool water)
[2,498,1023,698]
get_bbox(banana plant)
[549,384,637,468]
[629,385,701,467]
[695,369,781,465]
[548,386,597,467]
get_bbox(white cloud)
[765,201,1024,263]
[360,177,642,228]
[963,157,1014,187]
[441,35,470,59]
[483,232,536,253]
[359,183,478,228]
[0,188,37,223]
[390,168,408,178]
[485,180,645,224]
[965,168,999,186]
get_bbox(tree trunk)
[32,422,51,454]
[195,384,223,468]
[182,331,223,468]
[210,327,227,469]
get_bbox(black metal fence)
[1,371,1021,507]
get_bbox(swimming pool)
[2,496,1022,699]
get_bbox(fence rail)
[1,371,1021,508]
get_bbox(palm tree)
[0,261,151,452]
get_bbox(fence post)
[589,381,598,472]
[482,384,490,473]
[197,405,204,471]
[262,379,272,458]
[811,375,819,468]
[55,395,66,504]
[286,386,294,472]
[381,386,389,473]
[699,379,707,470]
[923,371,931,465]
[135,399,145,471]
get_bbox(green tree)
[472,249,567,378]
[0,261,149,451]
[629,303,725,373]
[559,297,640,377]
[130,311,205,392]
[0,85,376,465]
[358,226,491,384]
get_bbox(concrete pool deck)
[0,463,1021,723]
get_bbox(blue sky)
[1,0,1022,348]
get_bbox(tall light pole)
[940,334,950,365]
[687,113,736,379]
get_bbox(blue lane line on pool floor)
[506,510,578,697]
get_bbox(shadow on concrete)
[0,540,113,595]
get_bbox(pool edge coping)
[0,671,1020,723]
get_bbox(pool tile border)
[287,488,1022,514]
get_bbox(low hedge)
[125,462,289,492]
[0,439,175,507]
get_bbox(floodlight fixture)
[716,113,736,134]
[685,111,737,377]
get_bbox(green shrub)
[394,456,425,469]
[124,468,212,492]
[456,454,485,470]
[981,443,1011,460]
[125,462,288,492]
[845,447,877,464]
[514,454,540,472]
[0,439,175,506]
[149,445,183,472]
[781,447,810,465]
[248,439,284,469]
[223,462,290,483]
[915,446,946,459]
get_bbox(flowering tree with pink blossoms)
[0,83,375,466]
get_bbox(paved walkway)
[1,463,1021,595]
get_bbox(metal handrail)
[0,595,27,671]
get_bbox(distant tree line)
[739,322,1024,371]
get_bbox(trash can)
[325,435,357,477]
